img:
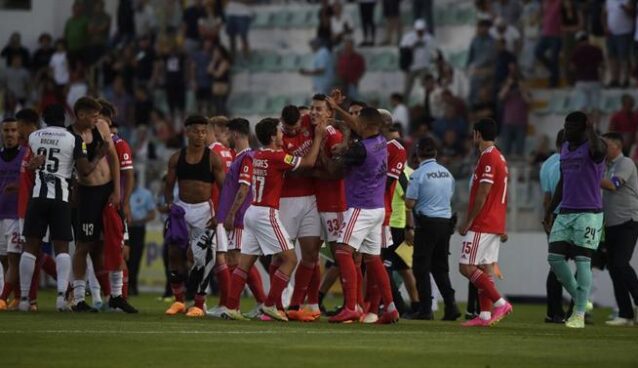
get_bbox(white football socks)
[19,252,36,300]
[494,298,506,308]
[85,256,102,304]
[55,253,71,295]
[479,311,492,321]
[110,271,123,298]
[73,279,86,303]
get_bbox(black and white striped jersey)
[29,126,86,202]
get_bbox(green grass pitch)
[1,291,637,368]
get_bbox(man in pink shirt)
[534,0,562,87]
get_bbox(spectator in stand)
[493,0,522,26]
[471,85,497,122]
[135,0,159,38]
[582,0,606,49]
[358,0,377,47]
[66,68,88,109]
[609,94,638,153]
[317,6,333,49]
[114,0,136,46]
[192,40,214,116]
[158,0,184,34]
[226,0,253,58]
[560,0,583,84]
[134,35,157,86]
[421,73,444,121]
[105,75,135,132]
[437,59,470,101]
[1,32,30,68]
[439,129,466,165]
[127,171,157,296]
[474,0,493,21]
[182,0,207,55]
[432,102,468,141]
[498,62,532,158]
[570,31,604,112]
[400,19,437,101]
[603,0,634,88]
[134,85,153,126]
[337,38,366,99]
[413,0,434,34]
[520,0,541,78]
[162,41,188,126]
[39,76,65,113]
[198,0,224,42]
[64,1,89,67]
[49,39,70,90]
[381,0,402,45]
[209,43,232,116]
[32,33,54,80]
[2,55,31,106]
[390,93,410,133]
[467,19,496,105]
[441,89,468,121]
[494,38,518,93]
[490,17,522,54]
[331,1,355,47]
[87,0,112,66]
[535,0,562,88]
[300,38,334,95]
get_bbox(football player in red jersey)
[205,116,236,317]
[224,118,326,321]
[458,118,512,327]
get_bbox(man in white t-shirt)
[390,93,410,133]
[331,1,354,46]
[489,17,521,54]
[603,0,634,87]
[49,39,69,87]
[400,19,437,101]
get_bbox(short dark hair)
[97,98,117,121]
[281,105,300,126]
[15,108,40,127]
[478,19,492,28]
[312,94,332,110]
[389,122,403,135]
[390,93,404,103]
[565,111,587,129]
[359,107,384,128]
[73,96,101,116]
[298,105,309,111]
[349,100,367,109]
[2,117,17,124]
[43,104,67,127]
[417,137,438,158]
[228,118,250,136]
[255,118,279,146]
[473,118,498,141]
[603,131,624,147]
[184,114,209,127]
[555,129,565,149]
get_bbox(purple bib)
[345,135,387,209]
[216,149,254,227]
[560,141,605,211]
[0,146,25,219]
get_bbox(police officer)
[601,132,638,326]
[405,137,460,320]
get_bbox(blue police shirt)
[539,152,561,213]
[130,186,156,223]
[405,159,455,219]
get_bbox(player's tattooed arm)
[330,120,351,156]
[164,152,179,210]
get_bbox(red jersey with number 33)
[282,115,315,198]
[252,149,302,209]
[468,145,508,234]
[384,139,407,225]
[315,125,346,212]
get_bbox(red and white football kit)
[459,145,508,266]
[242,149,301,256]
[315,125,347,243]
[280,115,321,239]
[382,139,407,248]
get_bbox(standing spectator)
[421,73,444,121]
[498,63,532,158]
[317,6,333,49]
[438,62,470,101]
[432,102,468,141]
[209,43,232,116]
[570,31,604,112]
[494,37,518,91]
[600,132,638,326]
[475,0,494,21]
[49,39,70,89]
[358,0,377,46]
[493,0,522,26]
[381,0,402,45]
[134,0,158,38]
[1,32,30,68]
[2,55,31,106]
[105,75,135,131]
[198,0,224,42]
[163,42,188,126]
[609,94,638,153]
[32,33,55,79]
[158,0,183,34]
[182,0,207,55]
[66,69,88,109]
[134,35,157,85]
[603,0,634,88]
[470,85,497,122]
[519,0,541,78]
[127,171,157,296]
[405,137,461,321]
[87,0,111,66]
[300,39,334,95]
[413,0,434,34]
[134,85,153,126]
[192,40,214,115]
[467,19,496,105]
[535,0,562,88]
[225,0,253,58]
[337,38,366,99]
[330,1,354,47]
[114,0,136,45]
[390,93,410,132]
[489,17,522,54]
[64,1,89,67]
[400,19,437,101]
[560,0,583,84]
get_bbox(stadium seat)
[261,53,282,73]
[280,54,300,72]
[252,12,272,28]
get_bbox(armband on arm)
[611,176,623,189]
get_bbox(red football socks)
[470,269,501,310]
[40,254,57,279]
[247,266,266,304]
[306,262,321,305]
[227,268,248,310]
[366,256,393,308]
[0,282,13,301]
[265,269,290,308]
[171,281,186,303]
[335,249,357,311]
[122,268,129,300]
[356,262,364,307]
[214,264,231,307]
[268,260,284,309]
[289,261,314,307]
[96,270,111,296]
[194,293,206,309]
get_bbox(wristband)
[611,176,622,189]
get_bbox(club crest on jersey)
[81,142,88,155]
[284,154,295,165]
[303,129,310,137]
